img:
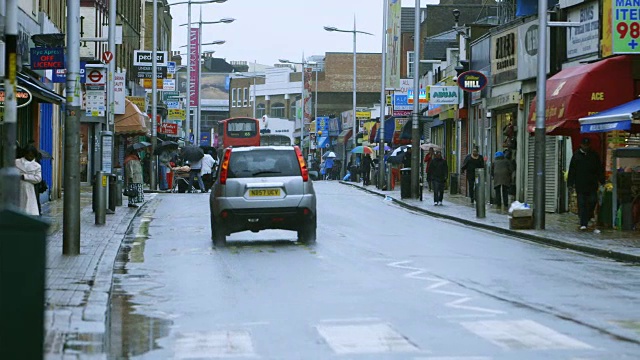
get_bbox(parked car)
[209,146,317,246]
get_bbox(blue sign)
[52,61,87,83]
[457,70,488,92]
[316,116,330,134]
[394,95,409,106]
[581,121,631,134]
[30,47,65,69]
[317,136,330,149]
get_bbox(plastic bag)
[508,201,530,214]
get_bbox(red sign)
[102,51,113,64]
[158,123,178,135]
[87,70,103,83]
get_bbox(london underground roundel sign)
[457,70,488,92]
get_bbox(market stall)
[611,147,640,230]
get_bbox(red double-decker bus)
[216,117,261,152]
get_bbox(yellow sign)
[167,109,186,120]
[143,78,163,89]
[309,120,316,133]
[395,117,409,131]
[127,96,146,111]
[356,111,371,120]
[386,95,392,105]
[101,175,107,187]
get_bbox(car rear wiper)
[251,170,282,176]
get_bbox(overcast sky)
[168,0,435,67]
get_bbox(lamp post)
[278,58,317,156]
[379,0,388,189]
[324,20,374,150]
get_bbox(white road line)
[316,322,421,354]
[461,319,593,350]
[413,357,492,360]
[174,330,258,358]
[319,317,381,324]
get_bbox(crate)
[509,215,534,230]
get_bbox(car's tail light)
[219,148,232,185]
[294,146,308,182]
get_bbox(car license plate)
[249,189,281,197]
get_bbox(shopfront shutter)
[526,135,559,212]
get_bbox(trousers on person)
[433,180,445,203]
[188,169,205,192]
[159,164,168,190]
[494,185,509,207]
[467,177,476,202]
[577,191,597,227]
[362,168,370,185]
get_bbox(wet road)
[108,181,640,359]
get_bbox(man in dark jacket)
[491,151,514,212]
[461,146,485,204]
[428,150,448,206]
[567,138,605,230]
[361,154,373,186]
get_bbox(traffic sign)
[102,51,113,64]
[88,70,103,83]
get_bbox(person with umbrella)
[361,154,373,186]
[182,145,206,193]
[423,147,435,192]
[124,147,144,208]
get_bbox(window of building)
[256,103,266,118]
[244,88,249,107]
[231,88,237,107]
[407,51,415,78]
[290,100,297,120]
[271,102,285,118]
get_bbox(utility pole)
[410,0,421,199]
[186,2,192,143]
[379,0,388,189]
[107,0,116,199]
[533,0,548,229]
[64,0,82,255]
[0,0,20,210]
[150,0,158,191]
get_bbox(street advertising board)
[162,91,180,101]
[126,96,146,111]
[189,28,200,107]
[163,79,176,91]
[30,47,65,69]
[133,50,168,66]
[158,123,178,136]
[429,86,459,105]
[114,72,126,114]
[165,100,180,109]
[393,110,412,116]
[612,0,640,53]
[52,61,87,83]
[393,94,412,111]
[407,88,427,104]
[167,109,186,121]
[143,78,163,89]
[133,65,167,79]
[167,61,176,79]
[85,65,106,117]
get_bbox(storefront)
[114,99,150,182]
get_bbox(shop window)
[256,103,266,118]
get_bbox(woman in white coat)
[15,145,42,216]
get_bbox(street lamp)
[166,0,227,143]
[324,20,373,150]
[279,58,317,156]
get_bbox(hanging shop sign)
[30,47,65,69]
[133,50,168,66]
[457,71,488,92]
[0,85,33,108]
[429,86,459,105]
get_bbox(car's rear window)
[227,149,301,178]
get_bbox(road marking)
[413,357,492,360]
[319,317,382,324]
[461,319,592,350]
[174,330,257,358]
[317,322,421,354]
[386,260,505,316]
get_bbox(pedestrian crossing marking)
[174,330,257,358]
[460,319,592,350]
[316,322,421,354]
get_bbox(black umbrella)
[154,140,180,155]
[182,145,204,162]
[388,145,410,164]
[128,141,152,151]
[38,149,53,160]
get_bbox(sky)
[168,0,432,68]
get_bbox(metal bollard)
[95,171,107,225]
[475,168,486,218]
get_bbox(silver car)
[209,146,317,246]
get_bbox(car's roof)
[228,146,296,152]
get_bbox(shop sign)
[133,65,167,79]
[127,96,146,111]
[457,71,488,92]
[394,117,409,131]
[393,110,412,116]
[0,85,33,108]
[612,0,640,53]
[162,91,180,101]
[518,19,551,80]
[158,123,178,135]
[567,2,599,58]
[114,72,126,115]
[166,100,180,109]
[487,91,519,109]
[167,109,186,121]
[30,47,65,69]
[429,86,459,105]
[52,61,87,83]
[163,79,176,91]
[356,111,371,120]
[143,78,164,89]
[491,28,518,84]
[393,94,413,111]
[133,50,168,66]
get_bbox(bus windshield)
[227,120,257,137]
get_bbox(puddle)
[613,320,640,336]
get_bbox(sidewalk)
[41,189,155,359]
[341,181,640,263]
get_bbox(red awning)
[527,55,635,136]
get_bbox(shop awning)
[374,116,397,143]
[579,98,640,133]
[18,73,65,104]
[115,99,150,136]
[527,55,635,136]
[337,129,352,144]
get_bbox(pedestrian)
[424,147,435,191]
[27,140,47,215]
[124,148,144,208]
[15,145,42,216]
[461,146,485,204]
[361,154,373,186]
[324,156,334,180]
[427,150,448,206]
[200,151,217,193]
[187,156,206,193]
[402,147,412,168]
[491,151,514,213]
[158,148,173,191]
[567,138,605,230]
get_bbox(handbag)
[123,186,137,197]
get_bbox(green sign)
[162,91,179,100]
[613,1,640,53]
